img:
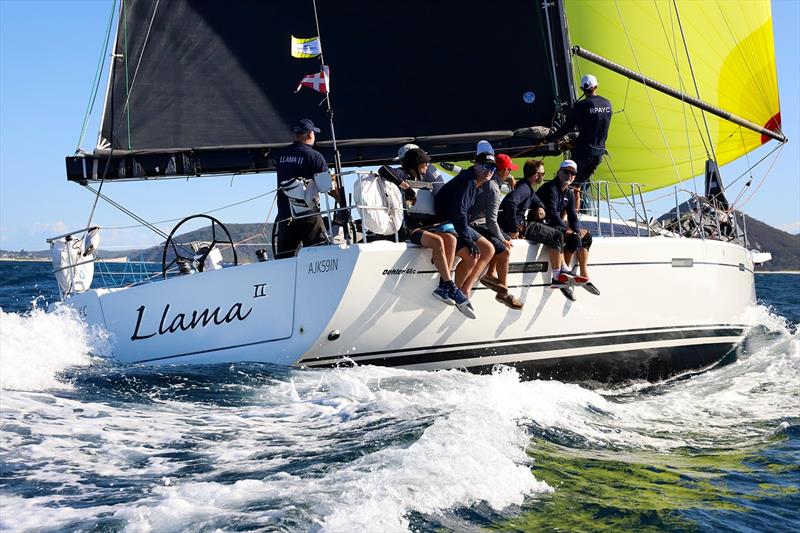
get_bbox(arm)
[503,183,530,231]
[566,189,581,232]
[452,182,476,245]
[485,181,508,240]
[543,187,569,230]
[545,106,578,143]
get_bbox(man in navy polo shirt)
[274,118,329,259]
[434,152,498,317]
[545,74,612,212]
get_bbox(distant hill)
[658,203,799,271]
[116,223,272,264]
[738,216,799,271]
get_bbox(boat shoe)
[496,292,524,310]
[449,286,477,319]
[480,275,508,294]
[432,285,456,305]
[583,282,600,296]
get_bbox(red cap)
[495,154,519,171]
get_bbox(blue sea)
[0,261,798,532]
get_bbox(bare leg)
[548,248,563,271]
[563,250,574,270]
[461,238,495,297]
[577,248,589,278]
[455,248,477,290]
[441,233,457,274]
[420,232,451,282]
[494,249,510,287]
[485,256,498,279]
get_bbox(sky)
[1,0,799,252]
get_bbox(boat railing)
[582,181,651,238]
[582,181,745,244]
[52,171,750,299]
[661,187,745,245]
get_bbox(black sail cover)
[68,0,568,181]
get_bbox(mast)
[543,0,577,123]
[573,46,787,144]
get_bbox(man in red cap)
[495,153,519,191]
[467,153,523,310]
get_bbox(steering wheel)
[161,214,238,278]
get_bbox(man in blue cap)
[273,118,329,259]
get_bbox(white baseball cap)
[476,140,495,156]
[560,159,578,171]
[394,143,419,161]
[580,74,598,90]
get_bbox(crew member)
[434,152,498,317]
[394,143,444,184]
[381,148,463,308]
[470,153,522,310]
[274,118,329,259]
[544,74,612,211]
[498,160,568,290]
[536,160,599,295]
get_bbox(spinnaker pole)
[572,46,787,143]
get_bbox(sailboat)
[54,0,786,382]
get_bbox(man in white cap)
[544,74,612,212]
[535,159,598,297]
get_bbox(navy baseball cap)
[291,118,321,134]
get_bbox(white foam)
[0,304,110,391]
[1,304,796,531]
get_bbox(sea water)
[0,262,797,532]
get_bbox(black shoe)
[560,287,576,301]
[583,282,600,296]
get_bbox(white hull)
[67,236,756,382]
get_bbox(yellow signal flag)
[291,36,322,59]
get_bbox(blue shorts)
[455,226,484,252]
[472,225,507,255]
[408,223,457,246]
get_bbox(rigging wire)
[733,143,785,210]
[672,0,716,162]
[83,184,171,241]
[76,0,116,152]
[100,187,278,230]
[655,0,702,195]
[613,0,683,186]
[117,0,160,136]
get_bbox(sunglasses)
[481,163,497,172]
[561,169,577,176]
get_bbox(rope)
[76,0,116,152]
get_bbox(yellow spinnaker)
[563,0,781,196]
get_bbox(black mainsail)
[67,0,572,182]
